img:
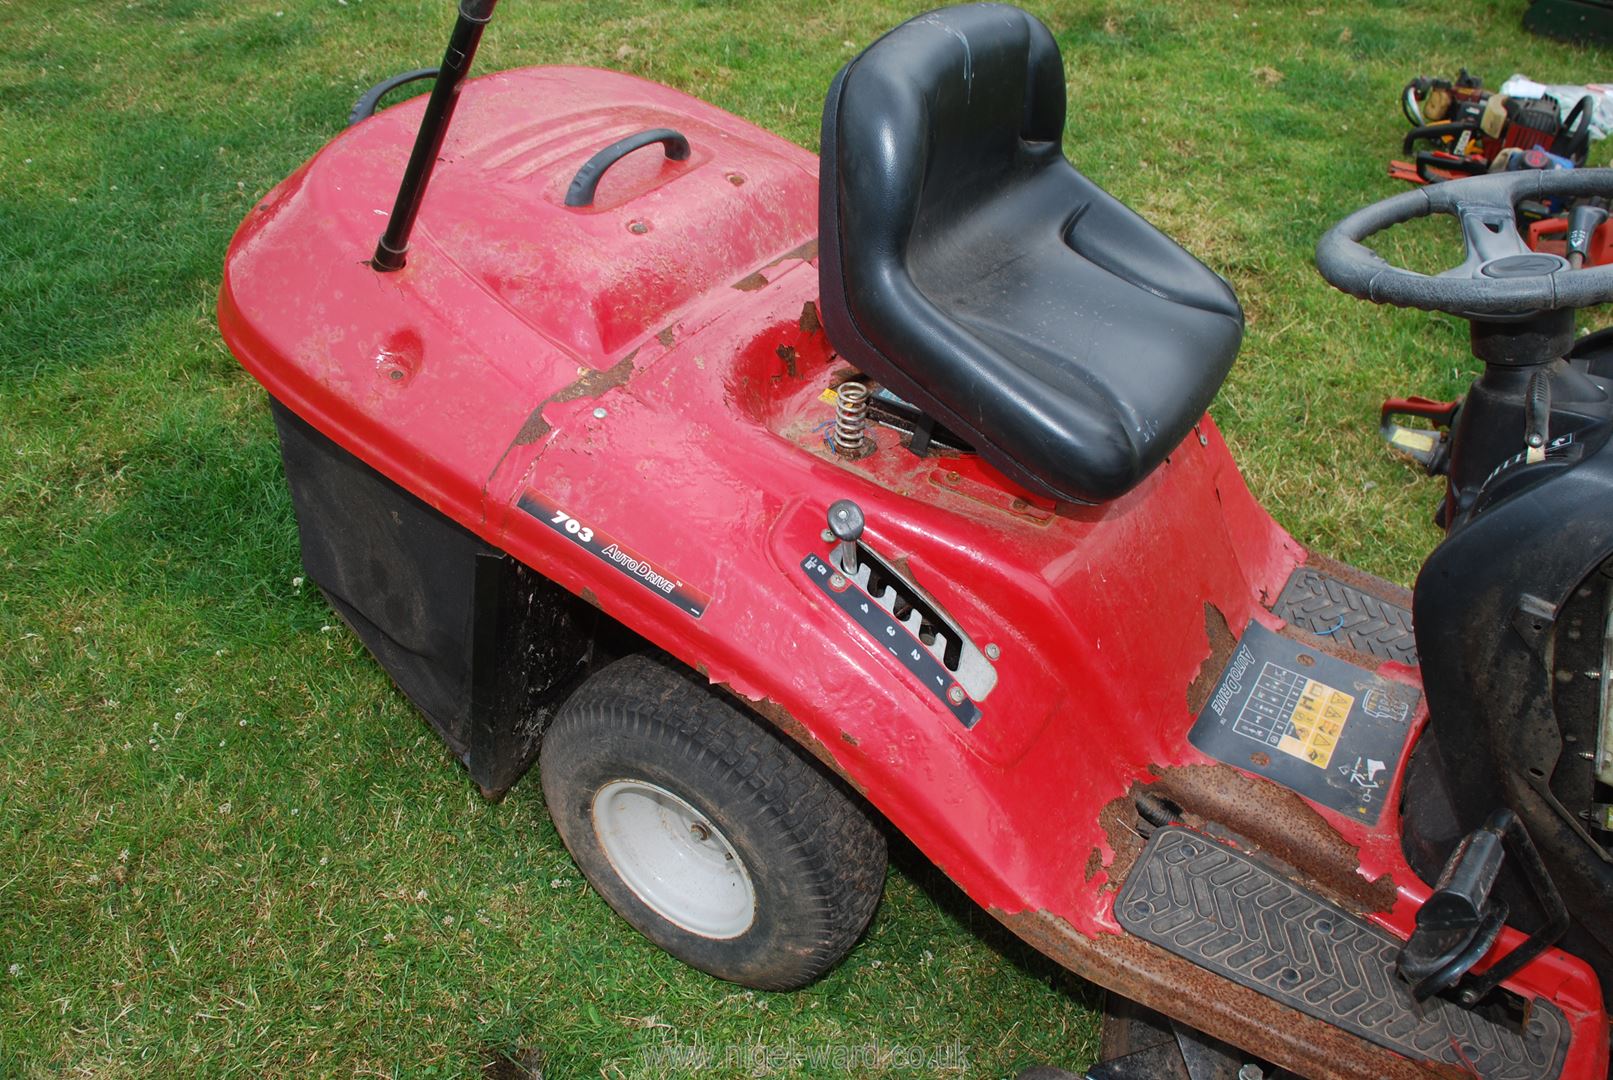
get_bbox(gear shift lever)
[827,500,864,575]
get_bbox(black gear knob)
[827,499,864,574]
[827,499,864,542]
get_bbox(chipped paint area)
[1119,763,1397,915]
[512,351,638,445]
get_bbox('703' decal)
[548,508,595,544]
[518,490,710,619]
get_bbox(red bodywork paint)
[219,68,1610,1076]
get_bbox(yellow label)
[1390,429,1437,454]
[1277,678,1353,769]
[820,388,840,404]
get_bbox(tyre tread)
[542,654,886,989]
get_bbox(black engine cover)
[1409,414,1613,986]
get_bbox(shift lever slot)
[822,500,997,703]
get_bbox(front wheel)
[539,654,887,990]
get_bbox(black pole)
[372,0,498,272]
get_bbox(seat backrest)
[820,4,1065,317]
[818,4,1243,504]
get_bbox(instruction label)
[1190,621,1418,823]
[1228,662,1354,770]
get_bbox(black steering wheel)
[1316,169,1613,316]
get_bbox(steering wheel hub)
[1482,253,1572,278]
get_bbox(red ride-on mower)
[218,3,1613,1077]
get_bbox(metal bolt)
[628,220,649,235]
[947,686,966,706]
[984,643,1000,661]
[820,529,835,543]
[829,573,846,589]
[387,369,404,381]
[689,822,711,843]
[593,407,607,419]
[1237,1066,1264,1080]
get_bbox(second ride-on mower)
[218,3,1613,1076]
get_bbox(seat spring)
[834,382,869,457]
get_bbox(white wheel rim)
[591,779,757,939]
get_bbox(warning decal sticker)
[1190,621,1419,823]
[1232,663,1353,770]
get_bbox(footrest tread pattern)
[1115,827,1569,1080]
[1272,566,1417,665]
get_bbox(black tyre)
[538,653,887,990]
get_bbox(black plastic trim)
[563,128,690,208]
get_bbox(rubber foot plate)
[1272,567,1417,666]
[1115,827,1570,1080]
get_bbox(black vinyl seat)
[818,3,1244,504]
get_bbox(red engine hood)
[221,67,818,529]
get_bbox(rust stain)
[764,238,819,268]
[838,730,859,747]
[1091,786,1149,891]
[731,242,819,292]
[656,326,676,347]
[579,587,601,609]
[1141,762,1399,915]
[775,344,798,379]
[993,909,1457,1080]
[1250,751,1271,767]
[513,350,638,444]
[931,467,1055,525]
[798,300,821,334]
[1187,602,1237,715]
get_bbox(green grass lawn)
[2,1,1608,1076]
